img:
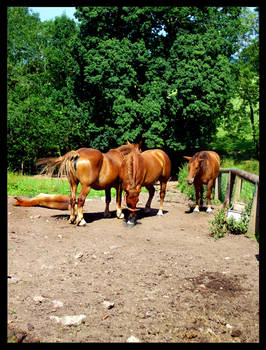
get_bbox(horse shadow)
[51,207,169,226]
[127,207,169,223]
[51,210,118,224]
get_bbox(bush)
[208,200,252,239]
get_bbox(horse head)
[120,149,143,225]
[184,156,204,185]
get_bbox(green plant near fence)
[208,200,252,239]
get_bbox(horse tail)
[36,150,79,180]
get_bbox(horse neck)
[125,151,143,189]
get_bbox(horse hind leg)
[104,188,112,218]
[115,183,124,219]
[69,182,78,224]
[76,184,91,226]
[144,184,155,213]
[157,181,167,216]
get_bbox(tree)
[7,8,79,172]
[210,8,259,159]
[74,6,243,156]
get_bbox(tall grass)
[7,172,116,198]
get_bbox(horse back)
[199,151,220,182]
[141,149,171,184]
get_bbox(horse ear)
[126,140,130,145]
[183,156,192,161]
[137,141,143,149]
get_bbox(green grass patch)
[7,172,116,198]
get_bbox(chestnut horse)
[36,142,141,226]
[184,151,220,213]
[13,193,70,209]
[119,148,171,225]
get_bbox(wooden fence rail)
[214,168,259,236]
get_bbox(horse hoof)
[104,212,111,218]
[206,207,213,213]
[77,219,87,226]
[157,210,163,216]
[117,213,124,219]
[193,207,200,213]
[144,207,151,214]
[68,218,76,224]
[126,218,135,226]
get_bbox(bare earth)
[8,181,259,343]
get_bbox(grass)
[7,172,116,198]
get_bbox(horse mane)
[192,151,209,173]
[123,150,142,190]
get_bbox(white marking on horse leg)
[206,206,213,213]
[193,205,200,213]
[157,209,163,216]
[68,216,75,224]
[78,218,87,226]
[116,208,124,219]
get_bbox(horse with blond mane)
[36,142,141,226]
[119,147,171,225]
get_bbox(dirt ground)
[7,181,259,343]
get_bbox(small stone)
[27,323,34,331]
[231,328,242,337]
[103,300,114,309]
[33,295,45,303]
[52,300,64,308]
[75,252,83,259]
[50,314,86,326]
[127,335,140,343]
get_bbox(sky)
[29,6,257,23]
[29,7,76,21]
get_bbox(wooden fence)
[214,168,259,236]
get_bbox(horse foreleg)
[157,181,167,216]
[104,188,111,218]
[115,183,124,219]
[144,184,155,213]
[76,185,90,226]
[206,180,214,213]
[193,183,202,213]
[69,182,78,224]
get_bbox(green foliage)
[208,208,228,239]
[7,7,259,173]
[209,201,251,239]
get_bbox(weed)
[208,200,252,239]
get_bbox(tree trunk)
[249,101,259,160]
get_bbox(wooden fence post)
[234,176,243,203]
[214,174,221,201]
[248,183,260,236]
[223,171,236,208]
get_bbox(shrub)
[208,200,252,239]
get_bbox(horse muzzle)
[187,178,194,185]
